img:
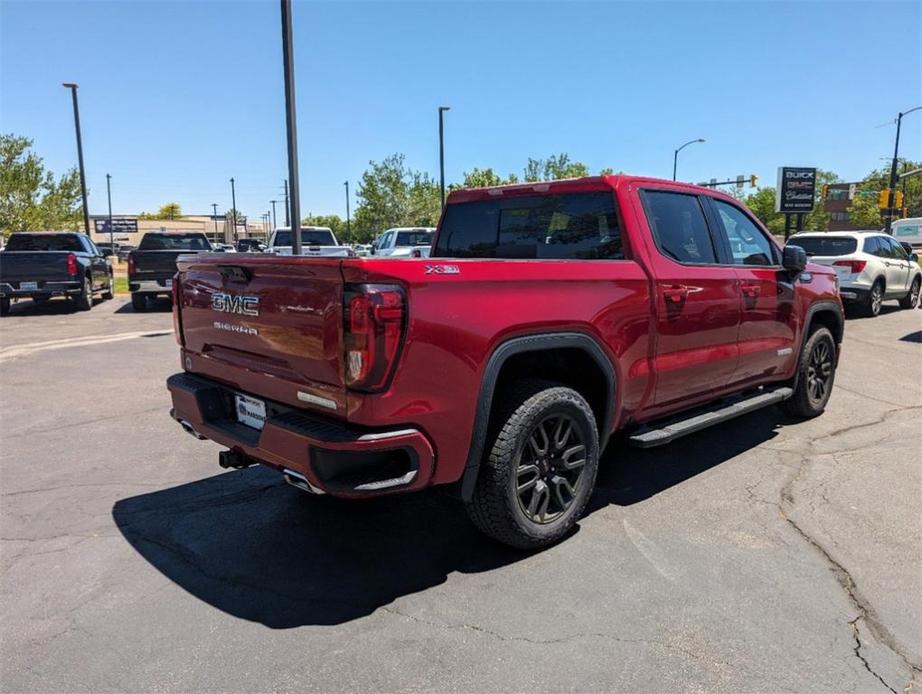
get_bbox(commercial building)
[822,183,861,231]
[90,214,270,248]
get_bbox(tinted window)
[712,200,777,265]
[272,229,336,246]
[139,233,211,251]
[642,191,716,264]
[395,231,433,246]
[863,236,890,257]
[434,192,622,259]
[793,236,858,256]
[883,237,907,259]
[5,234,84,252]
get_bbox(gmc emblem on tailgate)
[211,292,259,316]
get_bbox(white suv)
[790,231,921,316]
[372,227,435,257]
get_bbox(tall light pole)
[229,177,238,242]
[270,199,278,230]
[344,181,351,242]
[282,179,290,226]
[62,83,90,235]
[105,173,113,252]
[280,0,302,255]
[211,203,219,242]
[438,106,450,208]
[884,107,921,233]
[673,138,705,181]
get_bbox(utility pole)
[211,203,219,242]
[62,83,91,235]
[885,107,921,233]
[344,181,351,242]
[282,180,290,226]
[280,0,302,254]
[270,199,278,230]
[229,177,238,242]
[438,106,450,208]
[106,174,113,252]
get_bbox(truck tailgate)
[131,250,188,277]
[177,254,347,414]
[0,252,71,283]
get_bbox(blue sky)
[2,0,920,222]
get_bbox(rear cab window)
[640,190,717,264]
[6,234,84,252]
[395,230,433,246]
[139,234,211,251]
[273,229,337,247]
[794,236,858,257]
[433,192,623,259]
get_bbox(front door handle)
[663,285,688,304]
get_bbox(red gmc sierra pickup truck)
[167,175,843,548]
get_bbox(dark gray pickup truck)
[127,232,213,311]
[0,232,114,315]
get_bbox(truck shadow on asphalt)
[112,408,784,629]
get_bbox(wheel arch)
[460,332,616,501]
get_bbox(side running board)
[627,387,793,448]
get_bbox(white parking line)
[0,330,172,362]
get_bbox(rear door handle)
[663,285,688,303]
[742,284,762,298]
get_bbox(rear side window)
[434,192,622,259]
[139,234,210,251]
[642,191,716,264]
[793,236,858,256]
[863,236,888,257]
[5,234,84,252]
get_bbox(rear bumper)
[0,281,82,298]
[167,372,435,497]
[130,278,172,294]
[838,285,870,303]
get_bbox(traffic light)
[750,174,758,188]
[894,190,904,208]
[821,184,829,199]
[879,189,890,208]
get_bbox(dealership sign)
[94,218,138,235]
[775,167,817,213]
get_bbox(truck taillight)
[66,253,77,276]
[127,254,135,275]
[833,260,866,274]
[171,274,184,346]
[343,284,405,392]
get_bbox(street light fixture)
[673,138,705,182]
[884,107,921,233]
[229,177,238,242]
[439,106,450,208]
[62,83,91,235]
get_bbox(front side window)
[886,237,908,259]
[712,200,777,266]
[434,192,622,260]
[642,191,716,264]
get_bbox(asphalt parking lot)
[1,296,920,693]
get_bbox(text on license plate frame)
[21,281,38,291]
[234,393,266,430]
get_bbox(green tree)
[138,203,184,220]
[0,133,83,233]
[462,167,519,188]
[847,160,921,228]
[523,153,590,181]
[302,213,347,241]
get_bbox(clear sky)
[2,0,920,222]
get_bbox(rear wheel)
[861,280,884,317]
[779,326,836,419]
[131,293,147,312]
[102,275,114,300]
[74,276,93,311]
[898,276,920,309]
[0,297,10,316]
[465,380,599,549]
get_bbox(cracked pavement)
[1,297,920,693]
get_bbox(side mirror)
[911,253,919,263]
[100,248,114,257]
[783,244,807,274]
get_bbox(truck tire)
[779,326,836,419]
[131,293,147,312]
[75,276,93,311]
[898,276,920,309]
[0,297,9,316]
[861,280,884,317]
[465,380,600,549]
[102,275,114,301]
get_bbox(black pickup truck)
[0,232,114,315]
[128,232,213,311]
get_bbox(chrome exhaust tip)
[282,468,325,495]
[178,419,207,440]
